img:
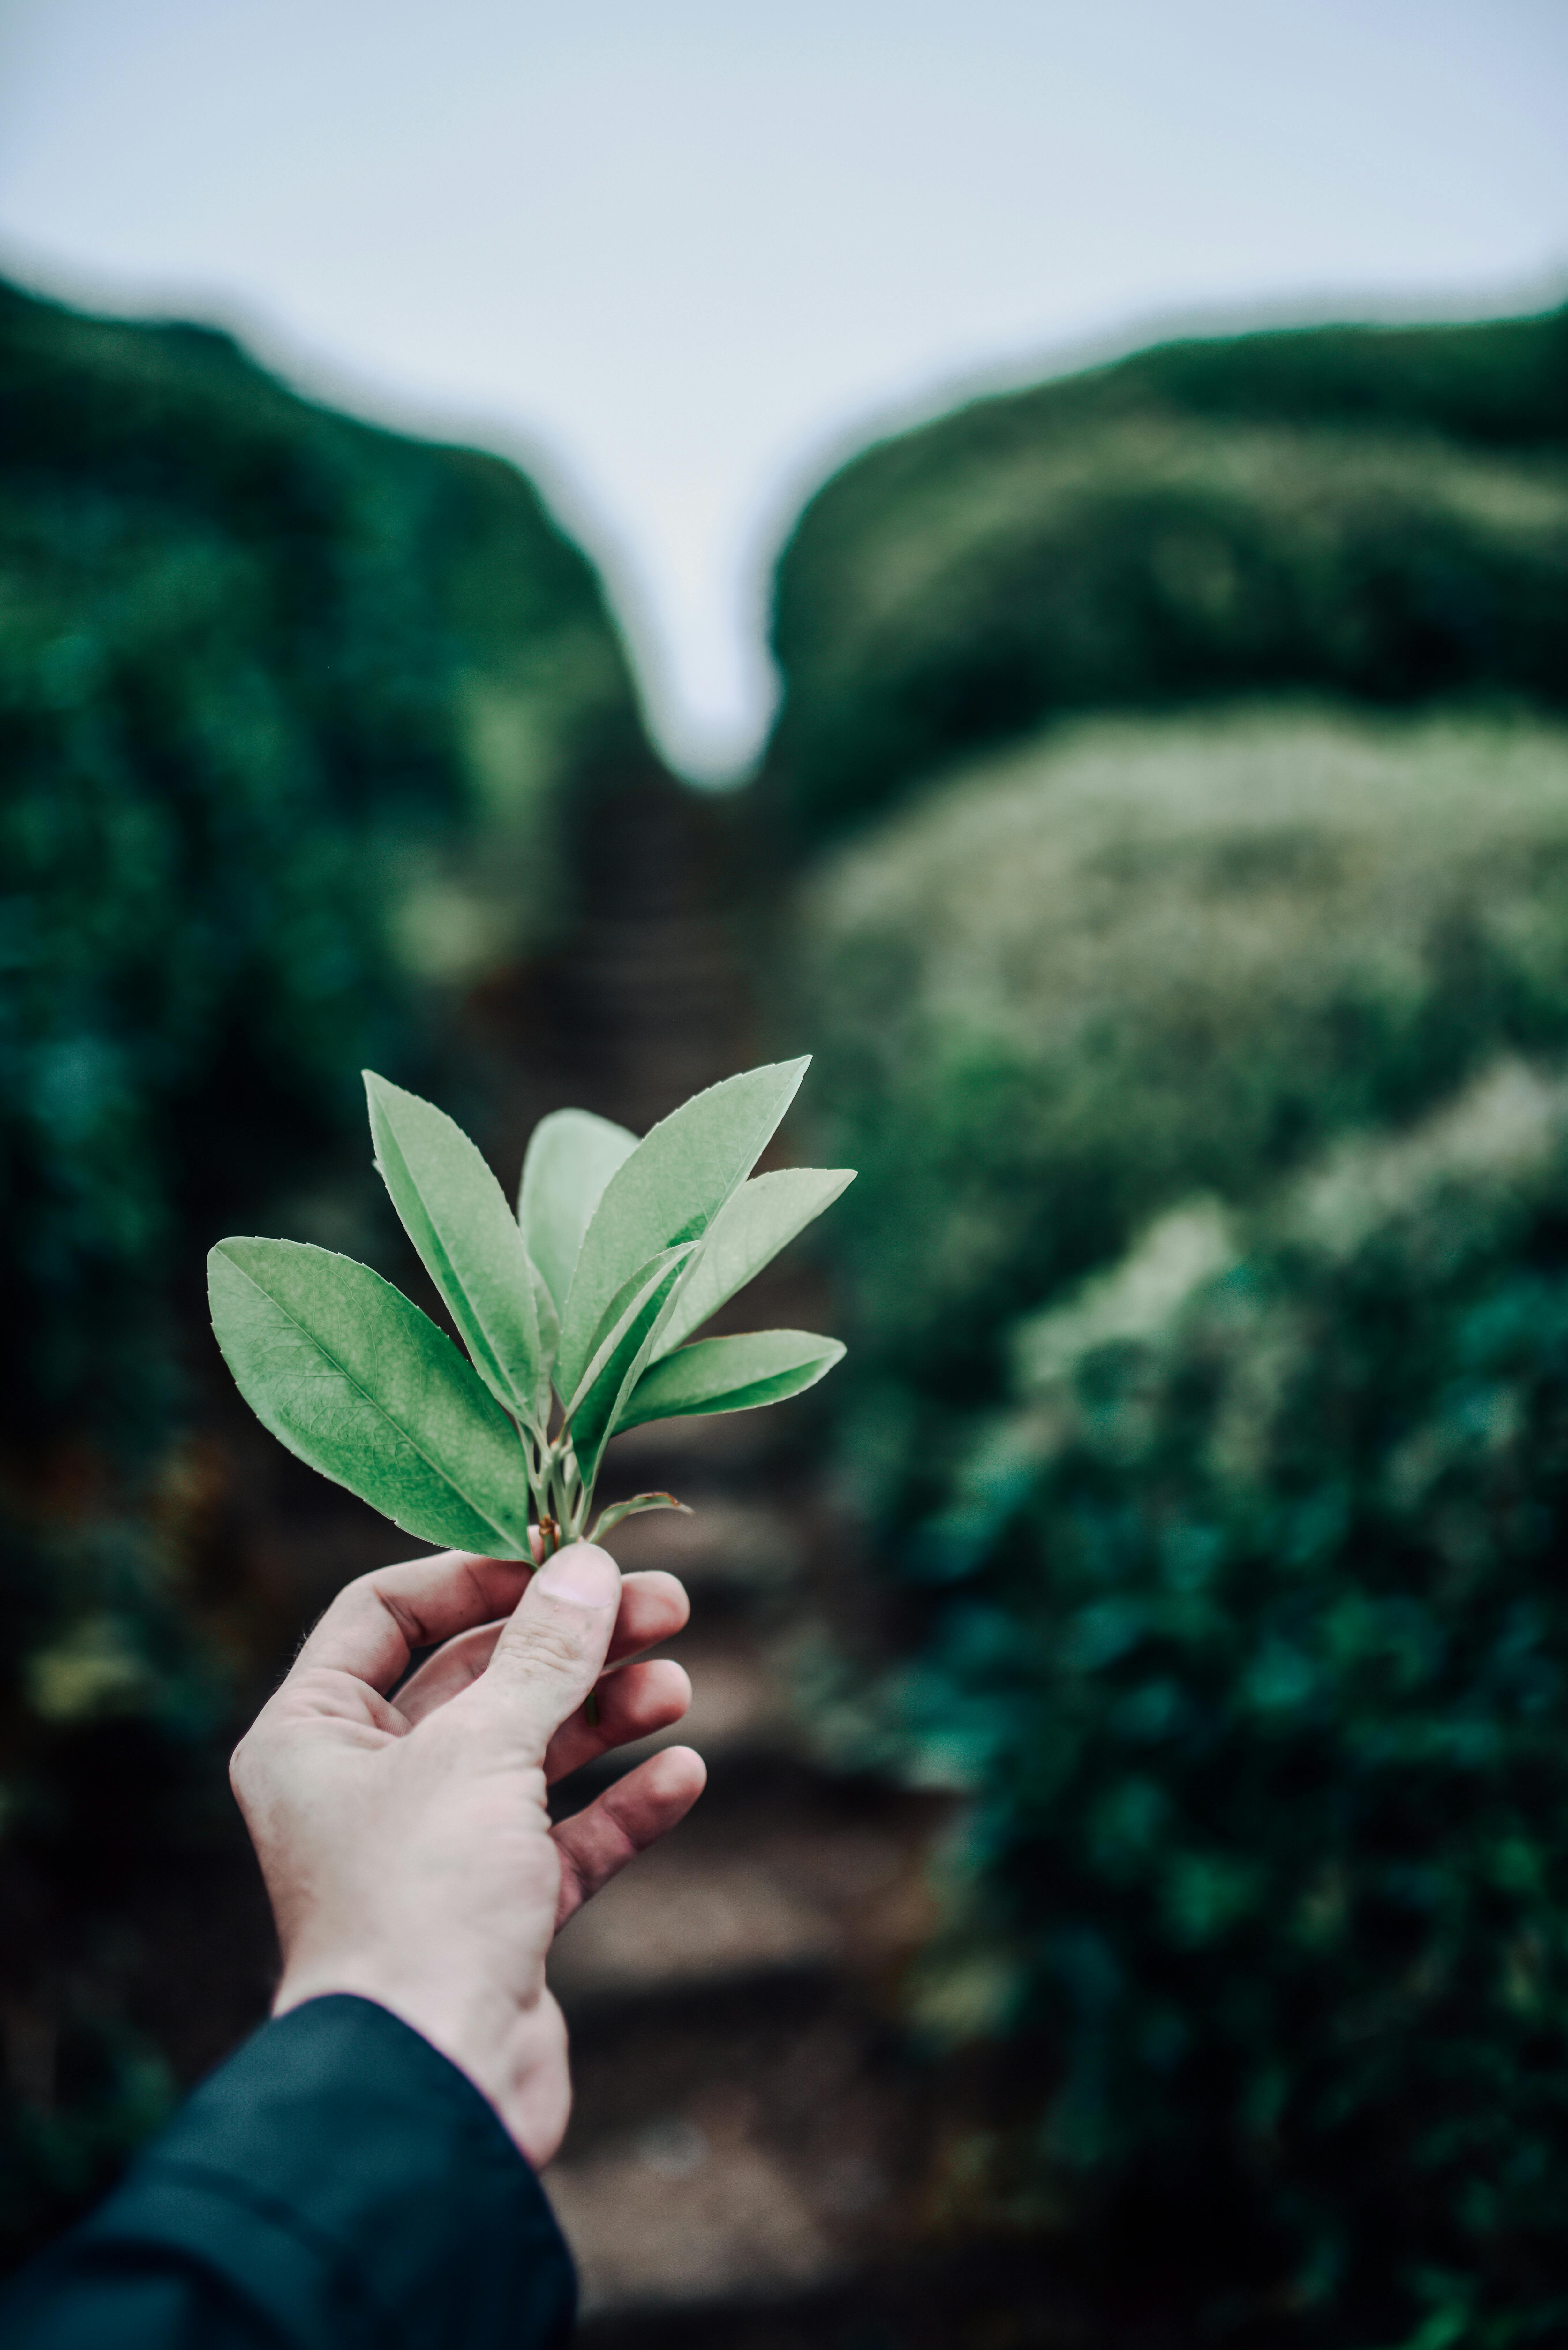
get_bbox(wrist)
[272,1961,567,2163]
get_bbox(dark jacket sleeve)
[0,1995,577,2350]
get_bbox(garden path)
[480,775,955,2334]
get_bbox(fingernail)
[537,1542,619,1608]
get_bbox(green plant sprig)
[208,1058,852,1559]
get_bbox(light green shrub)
[793,706,1568,1420]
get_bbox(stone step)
[545,1977,924,2322]
[569,2246,1090,2350]
[549,1774,945,2009]
[547,2123,845,2316]
[600,1491,804,1595]
[600,1627,792,1768]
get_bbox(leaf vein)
[224,1253,522,1549]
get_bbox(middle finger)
[543,1657,692,1784]
[396,1568,690,1726]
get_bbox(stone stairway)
[541,1434,947,2332]
[467,770,957,2336]
[459,770,1091,2346]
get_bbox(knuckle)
[292,1665,345,1708]
[228,1726,267,1811]
[505,1614,590,1681]
[228,1693,293,1802]
[517,1838,561,1904]
[314,1576,370,1630]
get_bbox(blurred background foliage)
[894,1062,1568,2345]
[791,706,1568,1425]
[0,274,658,2255]
[8,263,1568,2345]
[769,304,1568,2341]
[1,270,649,1460]
[764,307,1568,853]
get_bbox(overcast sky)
[1,0,1564,777]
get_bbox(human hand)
[229,1541,705,2167]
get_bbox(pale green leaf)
[529,1253,560,1383]
[519,1108,637,1320]
[558,1058,809,1402]
[655,1164,856,1357]
[563,1244,695,1485]
[589,1491,693,1542]
[365,1072,546,1428]
[208,1238,534,1556]
[619,1329,847,1432]
[562,1244,695,1420]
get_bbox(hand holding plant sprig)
[208,1058,851,1565]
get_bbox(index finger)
[292,1548,539,1695]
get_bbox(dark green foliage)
[773,302,1568,2343]
[0,269,646,1458]
[0,1495,232,2264]
[765,307,1568,849]
[1045,306,1568,448]
[898,1063,1568,2344]
[0,275,653,2257]
[793,707,1568,2330]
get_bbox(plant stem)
[516,1423,598,1717]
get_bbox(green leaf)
[562,1244,696,1420]
[519,1108,638,1320]
[589,1491,693,1542]
[619,1329,847,1432]
[208,1239,534,1557]
[563,1244,695,1487]
[529,1254,560,1379]
[557,1058,809,1402]
[656,1164,856,1357]
[365,1072,547,1428]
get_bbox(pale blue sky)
[1,0,1564,777]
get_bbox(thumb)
[467,1541,621,1762]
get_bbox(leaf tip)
[207,1235,255,1279]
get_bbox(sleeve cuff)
[64,1995,577,2350]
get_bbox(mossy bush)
[764,307,1568,850]
[0,272,652,1463]
[0,274,657,2259]
[792,707,1568,1447]
[891,1061,1568,2344]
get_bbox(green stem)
[518,1422,549,1556]
[550,1441,599,1721]
[561,1446,586,1542]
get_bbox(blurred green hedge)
[791,704,1568,2336]
[890,1060,1568,2344]
[793,707,1568,1429]
[764,307,1568,850]
[0,272,649,1462]
[773,307,1568,2340]
[0,276,653,2257]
